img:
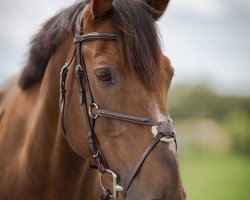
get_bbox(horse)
[0,0,186,199]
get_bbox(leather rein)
[59,4,177,200]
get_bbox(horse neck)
[23,35,100,199]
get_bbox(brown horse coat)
[0,1,186,199]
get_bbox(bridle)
[59,2,177,200]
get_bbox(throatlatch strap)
[59,50,76,138]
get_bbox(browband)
[74,32,117,43]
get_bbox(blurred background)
[0,0,249,199]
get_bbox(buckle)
[59,64,69,103]
[88,103,99,119]
[100,169,124,199]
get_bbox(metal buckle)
[93,150,99,158]
[100,169,124,199]
[59,64,69,103]
[88,103,99,119]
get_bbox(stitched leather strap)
[122,133,163,197]
[74,32,117,43]
[97,109,159,126]
[60,50,76,138]
[75,41,108,172]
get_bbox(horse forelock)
[112,0,163,91]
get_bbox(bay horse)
[0,0,186,199]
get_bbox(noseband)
[60,3,177,199]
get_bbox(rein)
[59,2,177,199]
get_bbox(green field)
[179,153,250,200]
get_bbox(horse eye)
[95,69,113,84]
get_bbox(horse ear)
[144,0,170,20]
[91,0,113,19]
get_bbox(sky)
[0,0,249,97]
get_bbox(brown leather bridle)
[60,2,177,199]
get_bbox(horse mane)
[19,2,85,89]
[20,0,162,90]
